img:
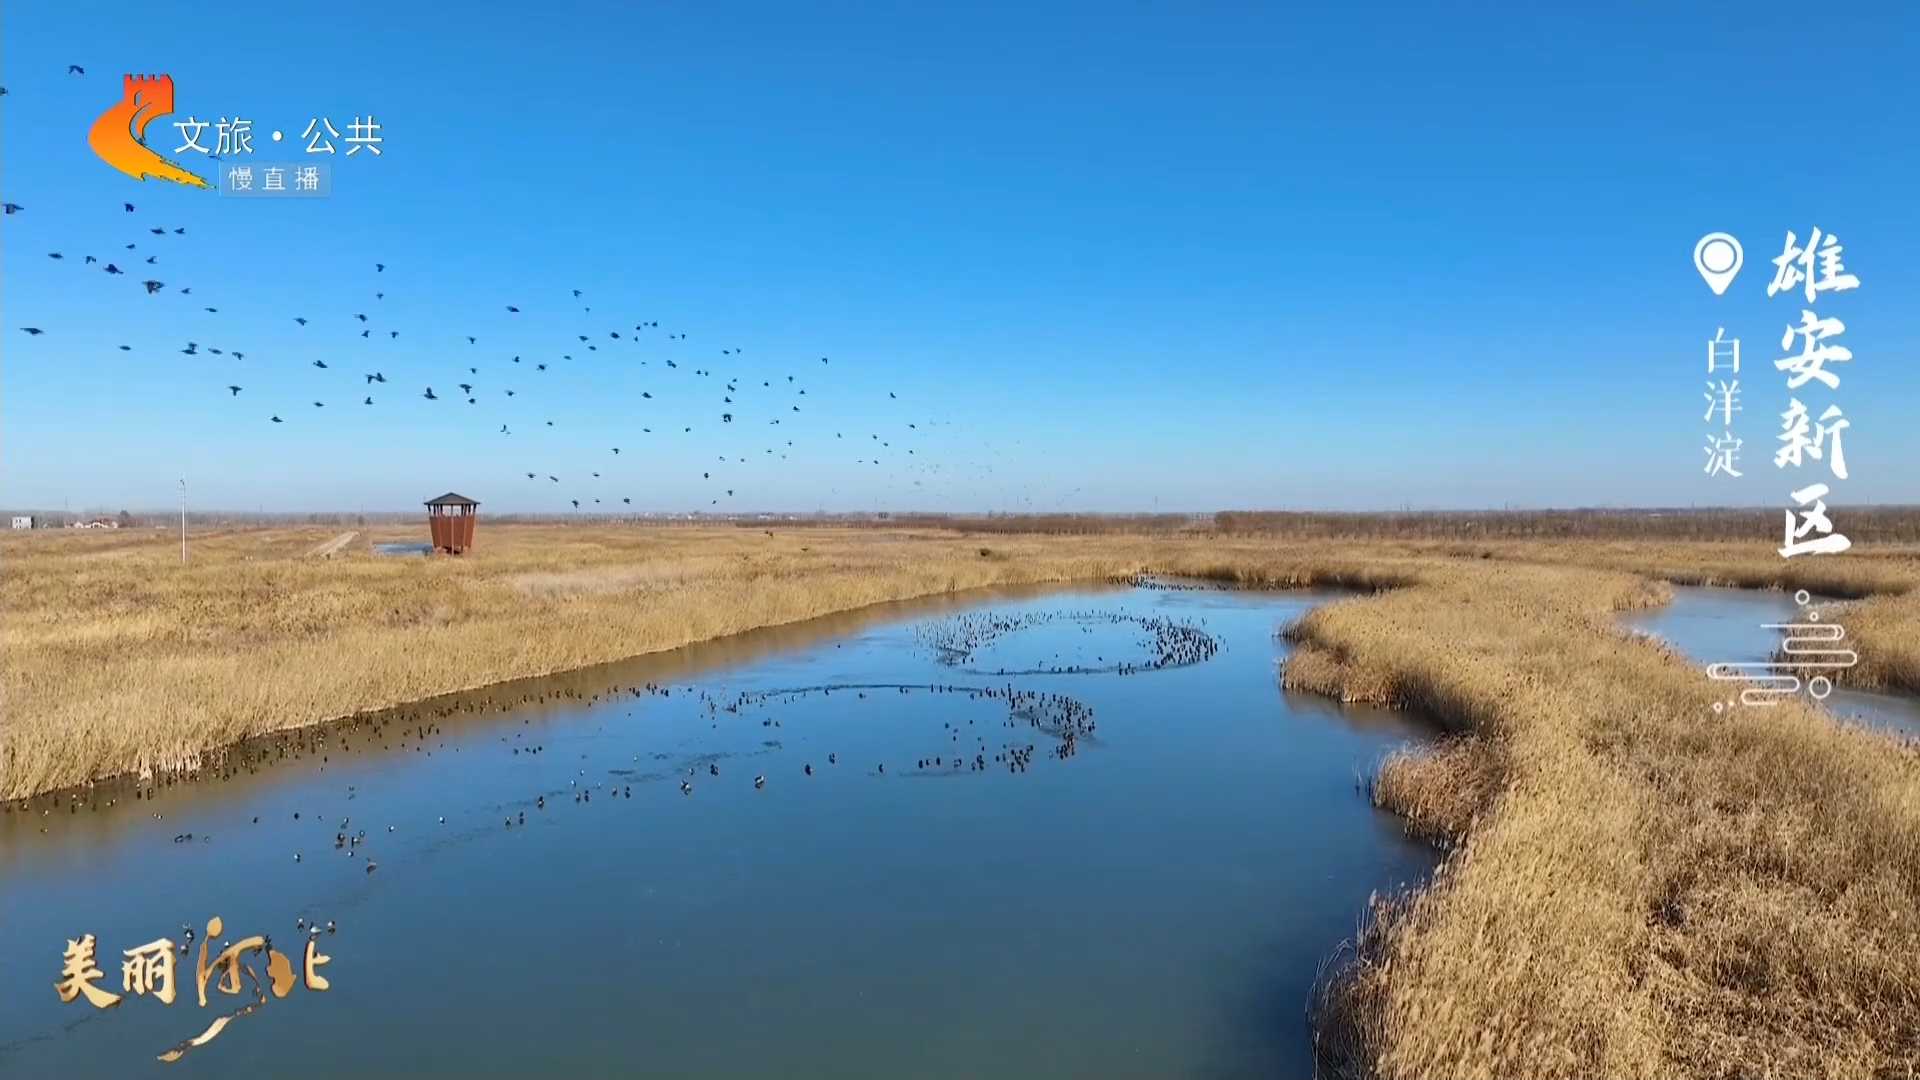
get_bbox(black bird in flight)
[536,363,547,371]
[423,387,438,400]
[458,383,472,393]
[105,264,123,274]
[118,345,131,351]
[313,401,325,408]
[375,263,385,272]
[466,336,476,345]
[571,289,582,298]
[143,280,164,293]
[227,386,242,396]
[312,360,328,369]
[21,327,44,335]
[354,313,368,322]
[270,415,283,423]
[364,396,373,405]
[507,305,520,313]
[68,65,85,75]
[84,255,98,264]
[295,317,307,325]
[622,497,631,505]
[611,447,620,454]
[150,227,164,235]
[47,252,63,260]
[124,203,135,213]
[2,203,22,214]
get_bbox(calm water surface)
[0,584,1435,1078]
[1622,585,1920,738]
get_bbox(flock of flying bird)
[3,65,1004,512]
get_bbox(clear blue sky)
[3,2,1916,514]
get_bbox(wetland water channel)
[1623,585,1920,739]
[1,583,1436,1078]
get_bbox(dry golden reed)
[1284,556,1920,1080]
[5,524,1919,1078]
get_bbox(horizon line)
[10,503,1920,519]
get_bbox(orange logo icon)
[89,74,211,188]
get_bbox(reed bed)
[0,526,1123,799]
[1283,560,1920,1079]
[2,525,1416,799]
[5,524,1919,1077]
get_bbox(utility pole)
[180,478,188,564]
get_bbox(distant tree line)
[1210,507,1920,543]
[8,506,1918,543]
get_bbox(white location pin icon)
[1693,232,1743,296]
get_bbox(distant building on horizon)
[10,515,34,530]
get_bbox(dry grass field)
[4,522,1919,1078]
[0,524,1138,799]
[1283,557,1920,1080]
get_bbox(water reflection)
[1622,585,1920,738]
[0,584,1435,1078]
